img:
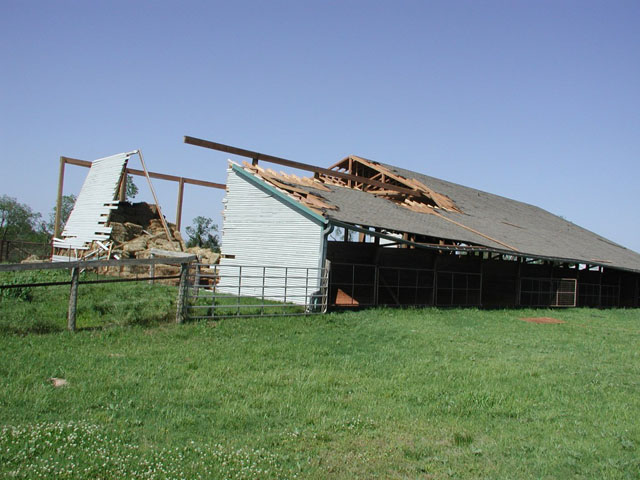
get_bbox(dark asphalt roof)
[304,162,640,273]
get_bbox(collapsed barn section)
[213,149,640,309]
[51,151,219,282]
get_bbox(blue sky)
[1,0,638,252]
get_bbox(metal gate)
[186,263,329,319]
[519,277,577,307]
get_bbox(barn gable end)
[217,163,328,305]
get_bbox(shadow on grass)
[0,320,62,336]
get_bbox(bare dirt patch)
[520,317,565,324]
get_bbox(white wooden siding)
[218,165,325,304]
[54,152,133,259]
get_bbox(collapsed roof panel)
[53,152,134,258]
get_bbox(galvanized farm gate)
[186,263,329,319]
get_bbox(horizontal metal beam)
[61,156,225,190]
[183,136,419,196]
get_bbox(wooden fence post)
[149,252,155,284]
[175,262,189,323]
[68,267,79,331]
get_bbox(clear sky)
[1,0,638,252]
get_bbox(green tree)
[126,175,138,200]
[47,194,76,234]
[185,216,220,251]
[0,195,43,242]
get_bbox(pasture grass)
[0,269,177,334]
[1,276,639,478]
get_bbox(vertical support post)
[433,256,438,306]
[479,262,484,307]
[176,262,189,323]
[261,266,266,315]
[118,173,127,201]
[305,267,310,312]
[137,150,174,247]
[373,265,379,306]
[176,177,185,231]
[211,265,217,317]
[194,263,201,296]
[149,252,155,284]
[54,157,66,238]
[282,267,289,312]
[67,267,79,331]
[351,264,356,306]
[598,266,603,308]
[237,265,242,315]
[322,259,330,313]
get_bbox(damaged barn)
[186,136,640,310]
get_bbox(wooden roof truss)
[325,155,462,214]
[241,162,338,215]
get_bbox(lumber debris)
[240,153,465,218]
[243,162,338,212]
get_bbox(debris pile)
[108,202,185,258]
[99,202,219,282]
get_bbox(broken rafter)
[347,155,462,213]
[184,136,421,197]
[243,162,338,212]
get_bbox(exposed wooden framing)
[183,136,420,197]
[60,157,225,189]
[137,150,174,247]
[55,156,225,237]
[118,171,127,201]
[54,157,66,238]
[243,162,337,212]
[348,155,461,213]
[176,177,185,231]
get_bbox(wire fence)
[0,256,195,330]
[187,263,329,319]
[0,239,50,263]
[329,263,482,308]
[519,277,577,307]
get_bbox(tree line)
[1,178,219,252]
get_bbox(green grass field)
[1,274,639,478]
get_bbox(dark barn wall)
[481,260,519,307]
[326,241,640,309]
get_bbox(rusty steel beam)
[183,136,420,197]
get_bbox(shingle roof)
[304,162,640,273]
